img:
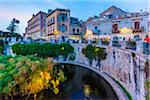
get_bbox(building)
[46,8,83,40]
[25,9,85,40]
[86,6,150,40]
[46,9,70,40]
[25,11,47,40]
[69,17,85,40]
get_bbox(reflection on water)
[40,64,118,100]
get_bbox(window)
[112,24,118,32]
[58,13,67,22]
[73,28,75,33]
[77,29,79,33]
[59,24,66,32]
[134,21,140,30]
[108,14,113,19]
[94,26,98,30]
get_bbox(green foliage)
[95,47,107,60]
[0,40,4,54]
[82,44,107,66]
[7,18,20,34]
[60,43,74,60]
[131,52,136,58]
[115,80,132,100]
[12,43,74,59]
[82,45,95,66]
[0,32,22,38]
[0,46,3,54]
[0,56,67,97]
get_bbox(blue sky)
[0,0,149,34]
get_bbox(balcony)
[47,22,55,26]
[133,27,144,33]
[112,30,120,34]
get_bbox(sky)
[0,0,149,34]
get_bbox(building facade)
[25,9,85,40]
[46,9,83,40]
[25,11,47,40]
[86,6,150,39]
[46,9,70,37]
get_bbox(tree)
[82,44,95,66]
[95,47,107,68]
[7,18,20,34]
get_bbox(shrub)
[0,55,67,98]
[12,43,74,59]
[82,44,107,66]
[82,44,95,66]
[0,46,3,54]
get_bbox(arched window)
[77,29,79,33]
[73,28,75,33]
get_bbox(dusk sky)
[0,0,149,34]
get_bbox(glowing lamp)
[120,27,132,34]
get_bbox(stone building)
[86,6,150,39]
[25,8,85,40]
[25,11,47,40]
[46,8,83,40]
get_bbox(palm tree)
[95,47,107,68]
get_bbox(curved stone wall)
[70,43,149,100]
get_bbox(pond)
[38,64,118,100]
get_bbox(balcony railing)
[47,22,55,26]
[112,30,120,34]
[133,27,144,33]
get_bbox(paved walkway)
[59,61,129,100]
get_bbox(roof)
[47,8,70,17]
[99,6,127,17]
[28,11,47,23]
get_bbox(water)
[40,64,118,100]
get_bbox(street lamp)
[84,29,93,40]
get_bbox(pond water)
[40,64,118,100]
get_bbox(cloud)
[0,9,30,20]
[54,0,149,3]
[0,8,32,33]
[45,0,68,9]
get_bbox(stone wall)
[71,44,149,100]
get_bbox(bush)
[12,43,74,59]
[0,46,3,54]
[0,55,67,97]
[82,44,107,66]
